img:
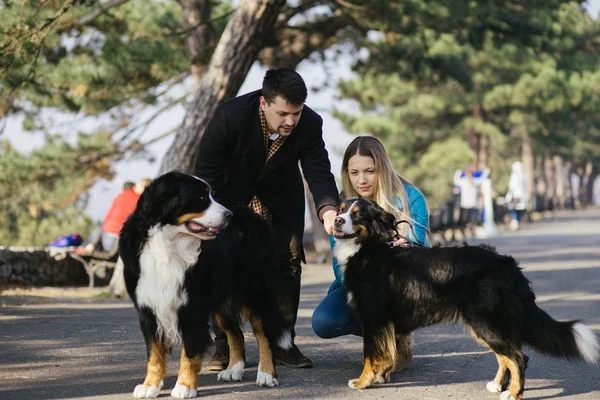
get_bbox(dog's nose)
[334,216,345,226]
[223,210,233,222]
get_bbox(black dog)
[332,198,599,400]
[119,171,291,399]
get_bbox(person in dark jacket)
[194,68,339,369]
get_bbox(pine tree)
[333,1,599,209]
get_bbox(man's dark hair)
[123,181,135,191]
[262,68,307,105]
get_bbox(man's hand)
[322,209,337,235]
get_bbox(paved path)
[1,208,600,400]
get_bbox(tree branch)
[0,0,74,56]
[63,0,132,29]
[258,14,351,68]
[335,0,366,10]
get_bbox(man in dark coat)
[195,68,339,369]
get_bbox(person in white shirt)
[453,167,480,233]
[505,161,528,231]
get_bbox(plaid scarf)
[248,109,288,221]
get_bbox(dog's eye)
[352,211,360,218]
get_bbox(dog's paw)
[217,360,244,382]
[133,383,161,398]
[499,390,517,400]
[348,378,370,390]
[486,381,502,393]
[374,374,388,384]
[170,382,197,398]
[256,371,278,387]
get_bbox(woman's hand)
[391,237,410,248]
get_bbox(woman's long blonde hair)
[340,136,411,236]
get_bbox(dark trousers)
[213,214,303,348]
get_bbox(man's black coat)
[194,90,339,241]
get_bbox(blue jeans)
[510,209,524,222]
[311,286,362,339]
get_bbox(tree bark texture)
[159,0,287,175]
[258,15,350,69]
[553,155,565,209]
[182,0,214,89]
[543,151,555,211]
[521,132,534,211]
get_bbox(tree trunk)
[478,134,488,169]
[535,153,545,211]
[159,0,286,175]
[584,161,594,206]
[521,132,534,211]
[543,151,555,211]
[468,132,480,167]
[553,155,565,209]
[303,173,331,264]
[182,0,214,89]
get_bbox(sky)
[4,0,600,223]
[590,0,600,15]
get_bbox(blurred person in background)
[453,166,480,236]
[505,161,528,231]
[76,178,151,256]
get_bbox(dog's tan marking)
[372,322,396,384]
[215,313,245,369]
[467,325,489,348]
[506,353,524,399]
[352,206,360,213]
[143,340,167,388]
[177,346,202,390]
[351,322,396,389]
[492,353,510,390]
[392,334,412,373]
[349,356,376,389]
[176,212,206,225]
[356,224,368,237]
[248,312,277,379]
[468,326,513,394]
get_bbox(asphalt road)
[1,208,599,400]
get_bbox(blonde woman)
[311,136,429,372]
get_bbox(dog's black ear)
[381,210,397,231]
[370,201,396,230]
[371,205,397,241]
[138,172,180,221]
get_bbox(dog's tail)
[523,303,600,364]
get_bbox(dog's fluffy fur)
[119,171,291,399]
[332,198,599,400]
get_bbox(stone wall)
[0,247,89,287]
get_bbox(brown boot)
[392,334,412,373]
[207,334,229,372]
